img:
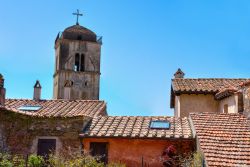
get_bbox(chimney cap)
[174,68,185,78]
[34,80,42,88]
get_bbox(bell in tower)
[53,10,102,100]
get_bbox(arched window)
[74,53,85,72]
[74,53,80,71]
[80,54,85,71]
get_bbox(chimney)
[0,74,6,105]
[33,80,42,100]
[174,68,185,78]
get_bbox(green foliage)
[48,154,105,167]
[28,155,44,167]
[12,155,25,167]
[0,153,13,167]
[179,151,203,167]
[0,159,13,167]
[0,151,126,167]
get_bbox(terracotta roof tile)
[215,88,238,100]
[190,113,250,167]
[0,99,106,118]
[172,78,250,94]
[80,116,193,139]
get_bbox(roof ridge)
[6,98,105,102]
[88,115,179,119]
[173,78,250,80]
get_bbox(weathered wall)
[0,110,87,155]
[82,138,195,167]
[53,39,101,100]
[174,96,180,117]
[54,71,99,100]
[218,95,238,113]
[243,86,250,118]
[179,94,219,118]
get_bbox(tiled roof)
[190,113,250,167]
[214,88,238,100]
[172,78,250,94]
[80,116,193,139]
[170,78,250,108]
[0,99,106,118]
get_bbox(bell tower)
[53,10,102,100]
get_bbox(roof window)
[150,120,170,129]
[18,105,42,111]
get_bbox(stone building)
[0,75,107,156]
[171,68,250,117]
[1,12,250,166]
[53,23,102,100]
[0,18,107,156]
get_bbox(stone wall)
[0,110,89,155]
[243,86,250,119]
[53,39,101,100]
[82,138,195,167]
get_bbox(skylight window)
[18,105,42,111]
[150,120,170,129]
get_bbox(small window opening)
[85,81,88,86]
[150,120,170,129]
[77,35,82,40]
[90,142,108,164]
[74,53,80,71]
[37,139,56,160]
[18,105,42,111]
[80,54,85,72]
[224,104,228,113]
[74,53,85,72]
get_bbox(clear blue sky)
[1,0,250,116]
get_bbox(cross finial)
[72,9,83,25]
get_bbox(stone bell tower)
[53,10,102,100]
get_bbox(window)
[77,35,82,40]
[224,104,228,113]
[74,53,85,72]
[37,139,56,160]
[74,53,80,71]
[84,81,88,87]
[18,105,42,111]
[90,142,108,164]
[150,120,170,129]
[80,54,85,71]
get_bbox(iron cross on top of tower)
[73,9,83,25]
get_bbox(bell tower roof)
[61,24,97,42]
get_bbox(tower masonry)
[53,21,102,100]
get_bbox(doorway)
[37,139,56,159]
[90,142,108,164]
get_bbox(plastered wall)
[218,95,238,113]
[83,138,195,167]
[179,94,219,118]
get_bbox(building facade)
[171,69,250,117]
[81,116,195,167]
